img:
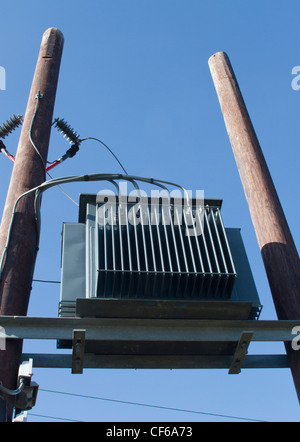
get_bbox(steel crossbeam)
[0,316,295,371]
[21,353,289,370]
[0,316,299,342]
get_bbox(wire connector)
[46,144,80,172]
[0,139,6,152]
[0,140,15,164]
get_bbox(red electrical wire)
[45,160,60,172]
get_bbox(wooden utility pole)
[0,28,64,421]
[209,52,300,402]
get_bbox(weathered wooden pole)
[209,51,300,402]
[0,28,64,421]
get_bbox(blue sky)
[0,0,300,422]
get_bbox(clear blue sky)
[0,0,300,422]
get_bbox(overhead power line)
[40,389,267,422]
[33,279,61,284]
[28,413,84,423]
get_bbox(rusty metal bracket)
[229,332,254,375]
[71,329,86,374]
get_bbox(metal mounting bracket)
[72,329,86,374]
[229,331,254,375]
[14,359,39,418]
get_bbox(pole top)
[208,51,230,67]
[43,27,64,42]
[40,28,64,60]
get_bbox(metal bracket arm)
[229,332,254,374]
[72,329,86,374]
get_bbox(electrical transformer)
[58,193,262,358]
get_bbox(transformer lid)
[78,193,223,224]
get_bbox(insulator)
[53,117,81,145]
[0,114,23,139]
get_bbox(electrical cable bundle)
[0,173,190,281]
[1,109,190,281]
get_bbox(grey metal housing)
[59,194,262,321]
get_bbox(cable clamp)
[0,139,6,152]
[35,90,44,100]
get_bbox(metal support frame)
[21,353,289,370]
[229,332,254,374]
[0,316,298,373]
[72,330,86,374]
[0,316,299,342]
